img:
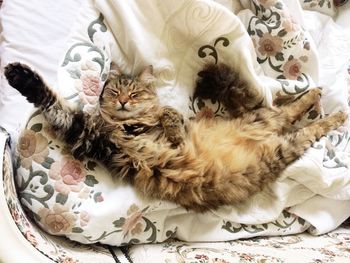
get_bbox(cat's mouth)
[116,106,130,112]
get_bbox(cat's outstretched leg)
[4,62,76,133]
[159,107,186,147]
[237,88,323,135]
[262,111,347,178]
[279,88,322,123]
[5,62,56,108]
[195,63,264,117]
[4,62,116,160]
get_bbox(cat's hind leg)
[263,111,347,176]
[279,88,322,124]
[232,88,323,136]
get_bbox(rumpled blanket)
[16,0,350,246]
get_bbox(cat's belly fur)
[187,118,259,174]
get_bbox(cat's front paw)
[160,107,186,147]
[4,62,43,98]
[4,62,46,103]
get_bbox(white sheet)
[2,0,350,246]
[0,0,84,143]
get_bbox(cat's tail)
[195,63,264,117]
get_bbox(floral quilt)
[13,0,350,247]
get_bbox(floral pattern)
[17,129,49,169]
[4,1,350,260]
[74,60,104,112]
[125,223,350,263]
[1,129,116,262]
[249,0,313,94]
[300,0,337,16]
[50,156,87,194]
[282,57,303,80]
[191,0,315,119]
[258,33,283,57]
[15,98,108,239]
[38,204,78,234]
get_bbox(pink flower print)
[82,74,100,97]
[258,33,283,57]
[58,257,78,263]
[49,157,86,195]
[283,58,302,80]
[50,157,86,185]
[282,10,300,33]
[54,181,71,195]
[80,211,90,227]
[122,204,144,236]
[10,208,21,224]
[38,204,77,234]
[24,231,38,248]
[17,129,49,169]
[60,159,86,185]
[195,254,209,260]
[75,71,102,107]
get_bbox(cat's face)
[100,65,157,121]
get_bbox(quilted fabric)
[14,0,350,246]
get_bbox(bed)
[1,0,350,262]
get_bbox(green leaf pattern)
[11,1,350,247]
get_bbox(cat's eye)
[109,89,120,96]
[130,92,138,99]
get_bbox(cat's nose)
[119,96,129,108]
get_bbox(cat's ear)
[139,65,156,84]
[109,62,122,79]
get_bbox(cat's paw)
[160,107,186,147]
[5,63,43,93]
[330,111,348,126]
[306,87,322,100]
[4,62,46,103]
[320,111,348,133]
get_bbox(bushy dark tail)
[195,63,263,117]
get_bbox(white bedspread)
[10,0,350,246]
[0,0,84,142]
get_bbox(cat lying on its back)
[4,62,347,212]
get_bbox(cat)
[4,62,347,212]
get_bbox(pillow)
[0,0,84,145]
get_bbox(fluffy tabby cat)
[4,62,347,212]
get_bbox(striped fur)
[4,62,347,212]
